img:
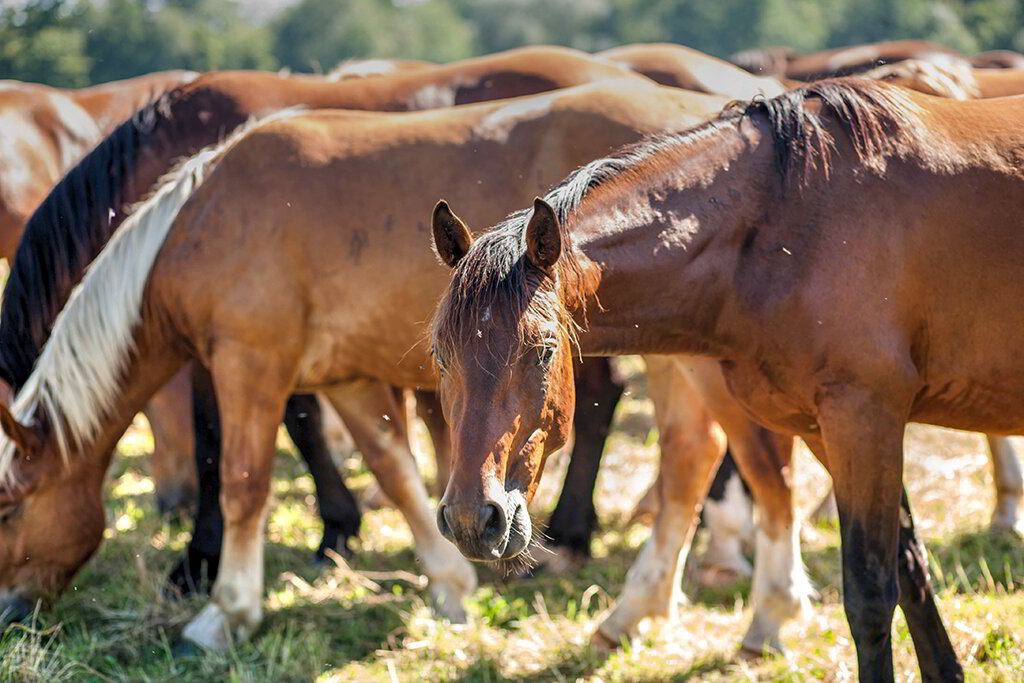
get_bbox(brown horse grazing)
[0,47,655,593]
[971,50,1024,69]
[0,80,727,651]
[69,70,199,134]
[597,43,786,99]
[0,82,101,262]
[784,40,966,80]
[427,78,1024,680]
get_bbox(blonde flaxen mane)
[0,109,304,487]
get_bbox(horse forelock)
[0,108,303,488]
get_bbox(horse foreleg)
[816,383,915,683]
[414,389,452,496]
[324,381,476,623]
[181,345,291,650]
[543,357,624,572]
[283,394,362,563]
[986,435,1023,534]
[594,356,725,647]
[166,364,223,597]
[145,365,197,516]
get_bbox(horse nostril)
[437,503,454,540]
[478,502,506,541]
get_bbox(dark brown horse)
[429,79,1024,680]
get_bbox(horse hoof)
[312,537,354,568]
[589,627,622,652]
[171,639,204,659]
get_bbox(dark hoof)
[172,639,204,658]
[0,596,36,626]
[313,533,354,568]
[164,548,219,599]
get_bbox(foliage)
[6,0,1024,87]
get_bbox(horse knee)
[220,472,271,523]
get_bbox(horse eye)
[0,502,22,525]
[538,345,556,366]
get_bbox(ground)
[0,357,1021,682]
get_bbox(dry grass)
[0,357,1021,682]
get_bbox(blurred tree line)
[3,0,1024,87]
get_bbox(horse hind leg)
[283,393,362,563]
[323,381,476,623]
[986,435,1023,535]
[685,357,813,655]
[697,449,755,585]
[896,487,964,682]
[728,427,812,654]
[180,344,293,650]
[594,356,725,647]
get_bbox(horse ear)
[432,200,474,268]
[0,404,42,456]
[525,197,561,273]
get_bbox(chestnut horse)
[0,81,735,651]
[0,47,650,586]
[0,82,101,262]
[597,43,785,99]
[427,78,1024,680]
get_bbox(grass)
[0,359,1022,682]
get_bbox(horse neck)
[570,120,775,358]
[57,323,185,472]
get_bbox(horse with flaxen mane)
[0,47,650,592]
[429,78,1024,680]
[0,81,778,655]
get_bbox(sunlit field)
[0,358,1021,682]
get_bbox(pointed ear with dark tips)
[0,404,42,456]
[432,200,474,268]
[525,197,561,273]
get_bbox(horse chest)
[719,359,820,436]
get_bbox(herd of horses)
[2,37,1024,681]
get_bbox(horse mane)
[432,79,921,360]
[0,96,171,390]
[862,58,980,101]
[742,78,922,186]
[0,109,301,486]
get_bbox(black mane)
[0,97,171,389]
